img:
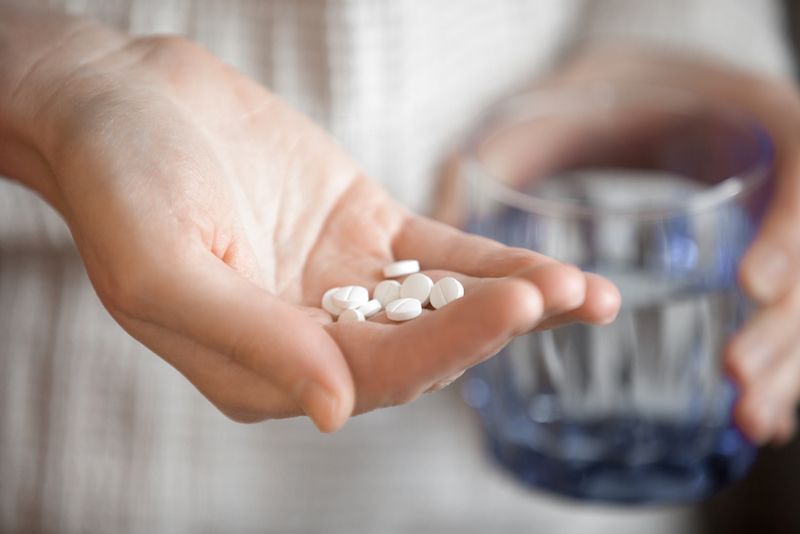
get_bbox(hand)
[0,17,620,431]
[507,47,800,445]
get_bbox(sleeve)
[574,0,795,78]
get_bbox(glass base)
[484,426,757,504]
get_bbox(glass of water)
[462,83,774,504]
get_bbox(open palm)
[33,35,620,431]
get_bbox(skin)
[4,9,797,444]
[0,8,620,432]
[436,47,800,446]
[559,49,800,446]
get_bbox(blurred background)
[2,1,800,533]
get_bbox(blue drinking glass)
[462,84,774,504]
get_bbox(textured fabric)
[0,0,792,247]
[0,1,794,532]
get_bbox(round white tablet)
[332,285,369,309]
[385,298,423,321]
[383,260,420,278]
[400,273,434,307]
[373,280,402,306]
[338,308,365,322]
[321,287,344,317]
[430,277,464,309]
[357,298,382,318]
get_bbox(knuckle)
[505,248,547,272]
[553,264,587,307]
[493,279,543,328]
[724,355,749,386]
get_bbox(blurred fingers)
[726,285,800,385]
[740,150,800,304]
[733,332,800,444]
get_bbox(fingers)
[331,277,544,410]
[740,150,800,304]
[393,215,620,326]
[535,273,621,330]
[515,262,585,316]
[734,143,800,444]
[726,288,800,385]
[733,338,800,445]
[133,250,355,432]
[393,215,554,277]
[728,287,800,444]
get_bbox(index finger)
[393,215,552,277]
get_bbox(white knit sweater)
[0,1,792,532]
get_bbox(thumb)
[136,249,355,432]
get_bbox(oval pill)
[373,280,402,306]
[385,298,423,321]
[332,285,369,309]
[383,260,420,278]
[321,287,344,317]
[357,298,382,318]
[400,273,434,307]
[430,277,464,309]
[338,308,365,322]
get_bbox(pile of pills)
[321,260,465,323]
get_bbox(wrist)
[0,5,131,206]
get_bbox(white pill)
[400,273,434,307]
[373,280,402,306]
[430,277,465,309]
[332,285,369,309]
[383,259,420,278]
[338,308,365,322]
[321,287,344,317]
[356,298,382,318]
[385,298,423,321]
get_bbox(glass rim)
[466,83,774,220]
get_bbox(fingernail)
[745,245,790,302]
[299,381,342,433]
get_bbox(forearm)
[0,4,130,204]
